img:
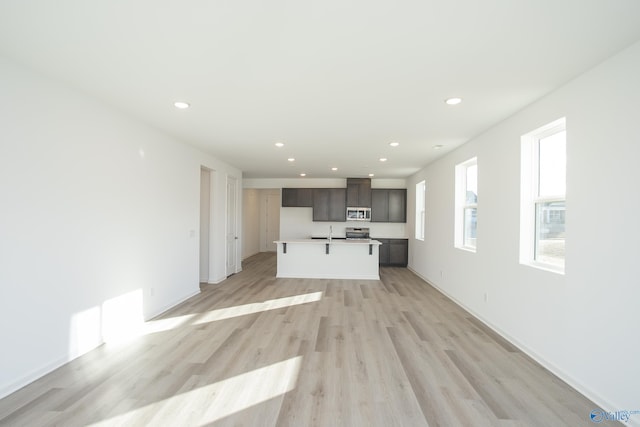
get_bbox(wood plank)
[0,252,611,426]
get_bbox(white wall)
[0,56,242,398]
[407,40,640,418]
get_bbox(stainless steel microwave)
[346,207,371,221]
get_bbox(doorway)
[242,188,281,258]
[264,193,280,252]
[226,176,238,276]
[199,168,211,283]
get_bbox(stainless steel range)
[345,227,370,240]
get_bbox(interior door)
[199,168,211,283]
[226,176,238,276]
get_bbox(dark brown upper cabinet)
[371,189,406,223]
[346,178,371,208]
[281,188,313,207]
[312,188,347,222]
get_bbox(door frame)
[226,175,239,276]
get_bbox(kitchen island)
[274,239,382,280]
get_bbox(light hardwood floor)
[0,253,609,426]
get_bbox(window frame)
[520,118,566,273]
[454,157,478,252]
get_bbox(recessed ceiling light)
[445,97,462,105]
[331,167,338,171]
[275,142,284,147]
[369,173,375,177]
[287,158,295,162]
[433,144,444,150]
[174,101,190,109]
[379,158,388,162]
[300,173,306,177]
[389,142,399,147]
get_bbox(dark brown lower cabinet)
[376,238,408,267]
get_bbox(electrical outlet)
[484,292,488,303]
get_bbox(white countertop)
[310,235,409,240]
[274,239,381,245]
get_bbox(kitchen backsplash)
[280,207,407,239]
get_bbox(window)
[415,180,425,240]
[520,118,566,272]
[455,158,477,251]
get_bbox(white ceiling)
[2,1,640,179]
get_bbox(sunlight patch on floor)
[141,291,323,335]
[191,291,323,325]
[87,356,303,426]
[142,312,198,335]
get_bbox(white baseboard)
[1,288,202,400]
[407,266,638,427]
[0,348,100,400]
[145,289,201,321]
[242,251,259,260]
